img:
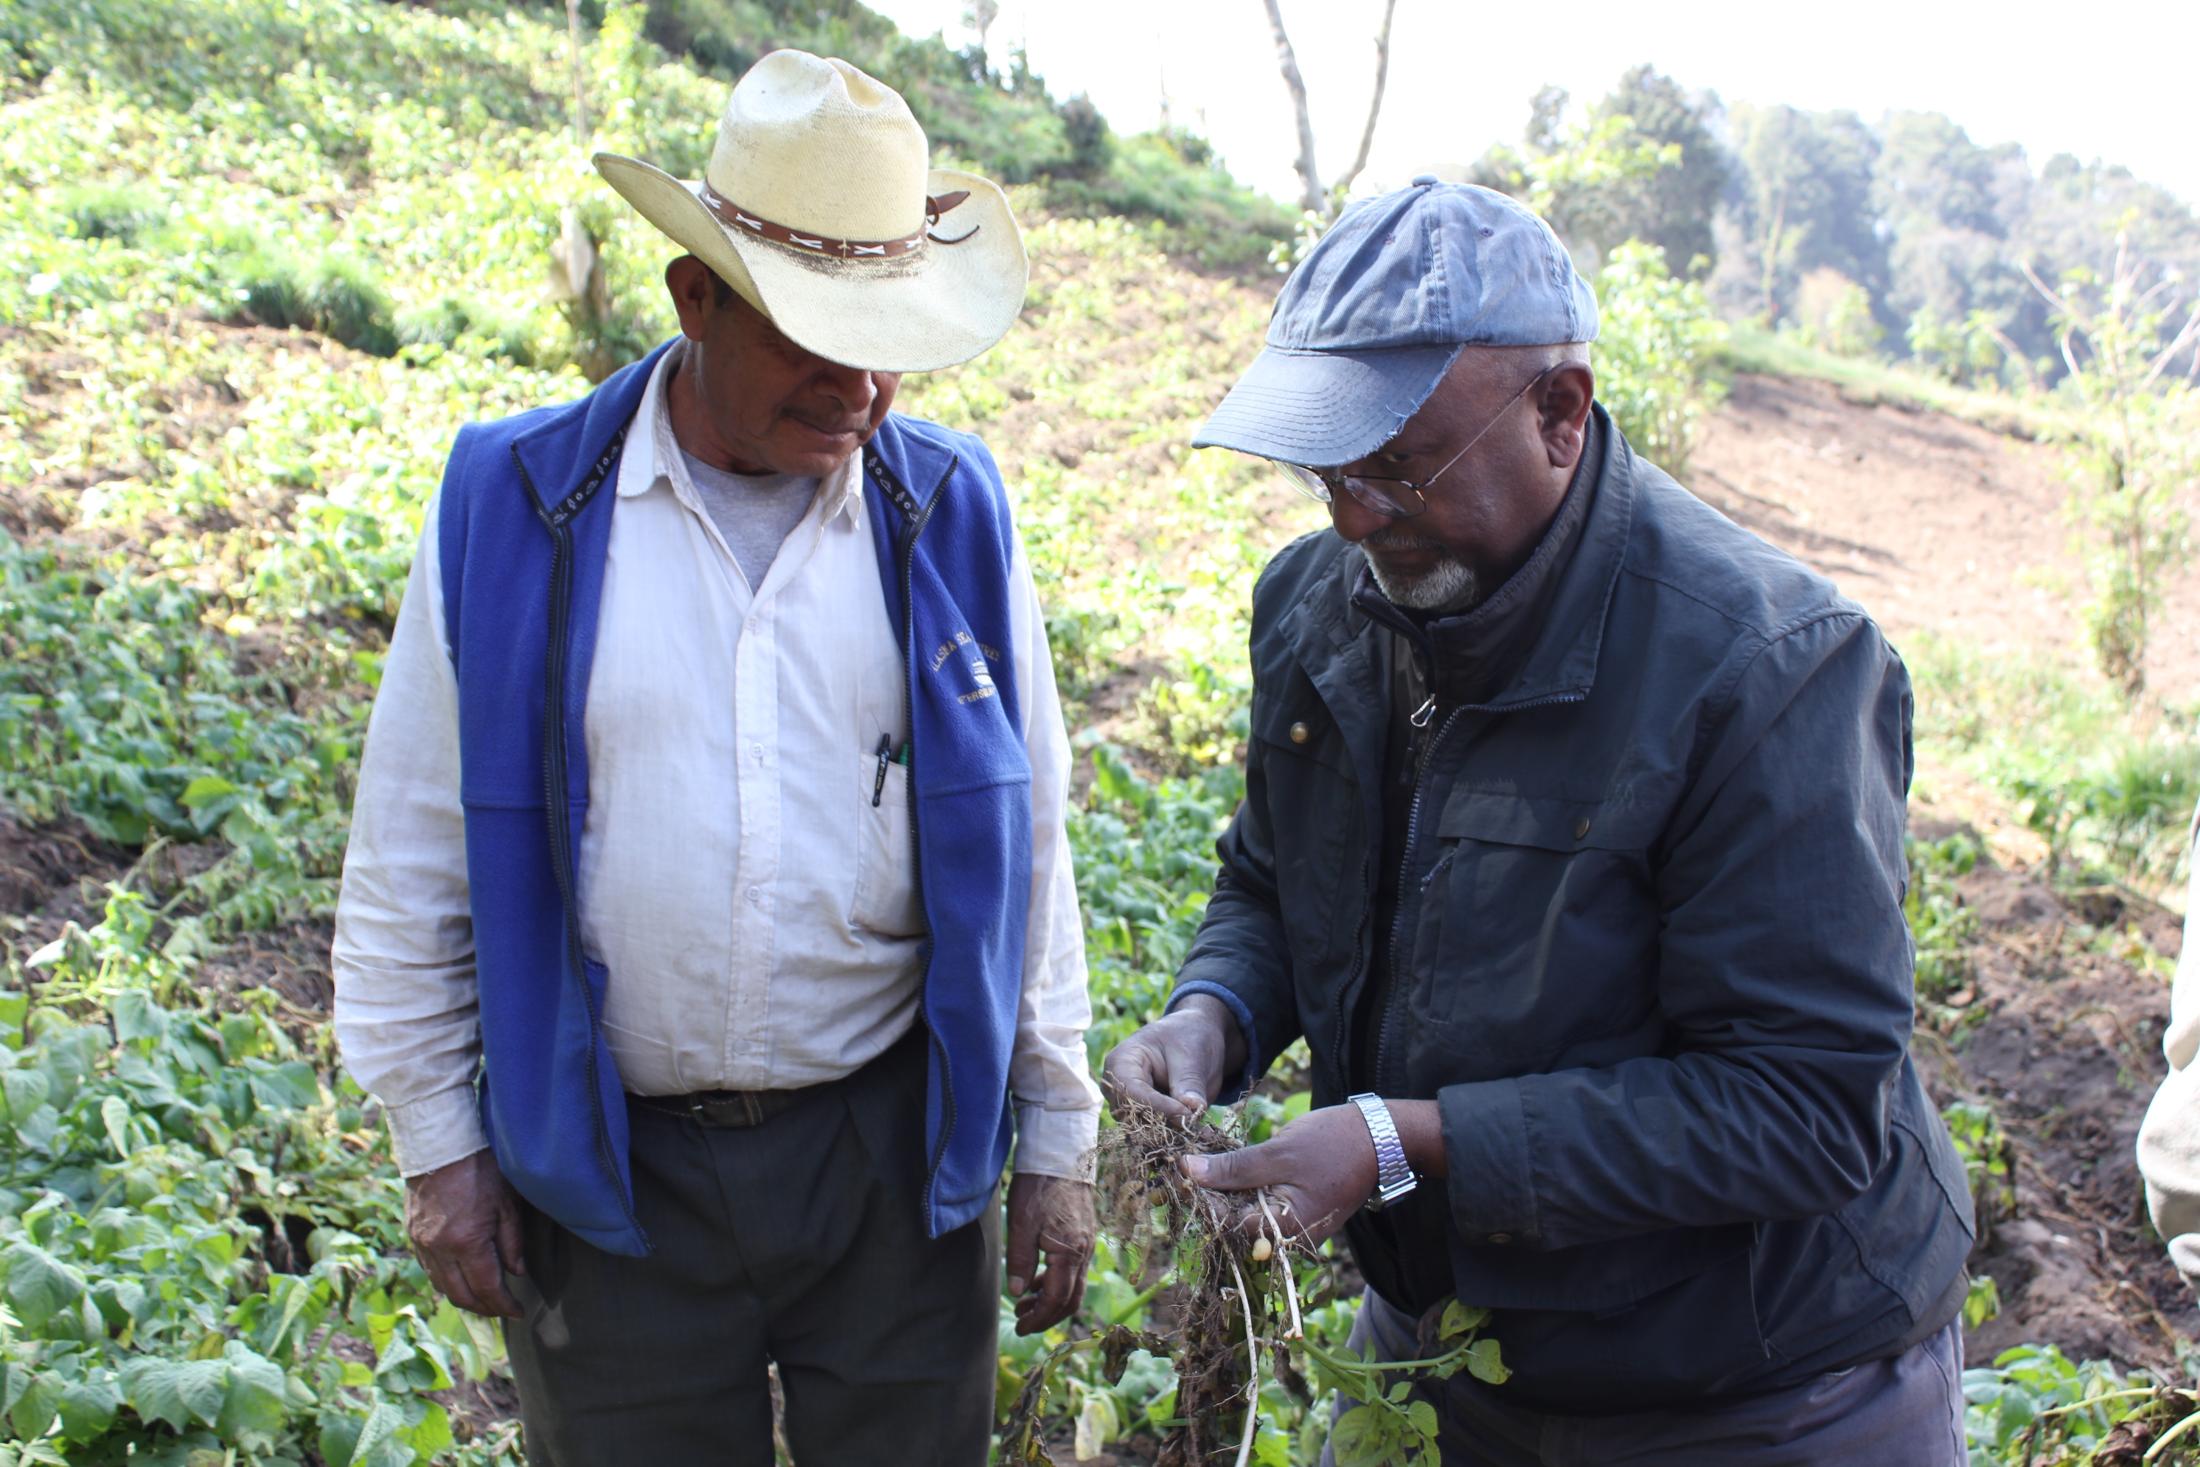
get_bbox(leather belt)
[630,1028,925,1130]
[632,1078,830,1129]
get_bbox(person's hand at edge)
[1004,1172,1095,1335]
[406,1148,526,1319]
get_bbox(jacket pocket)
[1247,689,1359,970]
[852,755,926,937]
[1412,790,1661,1071]
[1468,1223,1772,1408]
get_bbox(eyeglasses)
[1275,364,1559,519]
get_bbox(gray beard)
[1361,541,1477,611]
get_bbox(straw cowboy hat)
[594,49,1027,374]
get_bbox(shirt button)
[1487,1232,1512,1245]
[1289,721,1310,744]
[750,743,765,760]
[746,886,762,904]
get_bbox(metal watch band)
[1349,1092,1417,1211]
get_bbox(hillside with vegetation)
[0,2,2195,1464]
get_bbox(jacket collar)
[509,340,674,517]
[1284,403,1636,721]
[860,412,964,531]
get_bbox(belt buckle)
[687,1091,767,1128]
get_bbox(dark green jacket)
[1174,408,1973,1410]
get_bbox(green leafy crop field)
[0,2,2193,1464]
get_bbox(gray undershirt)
[680,450,819,591]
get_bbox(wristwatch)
[1349,1093,1417,1211]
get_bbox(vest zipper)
[891,457,957,1228]
[515,441,640,1239]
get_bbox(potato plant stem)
[1107,1275,1170,1328]
[1299,1337,1469,1375]
[1228,1256,1261,1467]
[1256,1191,1302,1339]
[2145,1405,2200,1463]
[2029,1386,2161,1419]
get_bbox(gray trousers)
[503,1033,1000,1466]
[1321,1288,1966,1467]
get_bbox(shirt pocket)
[1410,789,1662,1070]
[851,753,927,938]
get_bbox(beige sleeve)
[2138,803,2200,1289]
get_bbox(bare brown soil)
[1692,373,2200,703]
[1912,818,2193,1373]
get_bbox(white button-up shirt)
[332,349,1100,1181]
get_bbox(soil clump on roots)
[1094,1101,1309,1467]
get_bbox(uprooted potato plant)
[1002,1099,1510,1467]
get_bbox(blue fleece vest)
[435,344,1033,1256]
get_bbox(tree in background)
[1258,0,1398,218]
[962,0,998,59]
[1465,85,1686,275]
[2025,232,2200,698]
[1712,104,1887,330]
[2012,156,2200,384]
[1791,267,1883,358]
[1871,111,2032,381]
[1457,99,1729,476]
[1584,67,1727,277]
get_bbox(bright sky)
[865,0,2199,213]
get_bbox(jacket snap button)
[1573,816,1592,839]
[1487,1232,1513,1245]
[1289,721,1310,744]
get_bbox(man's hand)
[1101,996,1244,1121]
[1181,1104,1381,1248]
[405,1149,526,1319]
[1004,1173,1095,1336]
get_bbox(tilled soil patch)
[1920,822,2193,1372]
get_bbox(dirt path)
[1692,373,2200,704]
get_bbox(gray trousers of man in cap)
[1319,1290,1967,1467]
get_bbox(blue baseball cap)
[1195,179,1599,467]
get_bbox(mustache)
[1362,528,1449,556]
[785,409,868,434]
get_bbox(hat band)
[699,183,979,259]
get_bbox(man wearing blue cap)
[1105,181,1974,1461]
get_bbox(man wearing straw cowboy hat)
[332,50,1099,1463]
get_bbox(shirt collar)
[617,343,865,521]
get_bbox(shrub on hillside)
[227,250,400,358]
[1792,266,1884,358]
[395,294,549,369]
[1593,240,1727,475]
[1045,135,1294,272]
[58,183,161,245]
[1059,93,1112,178]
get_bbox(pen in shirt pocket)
[872,735,909,806]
